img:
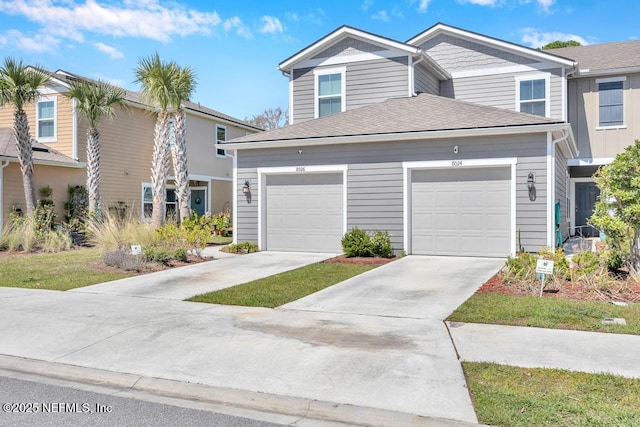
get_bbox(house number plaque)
[296,166,306,173]
[451,160,463,167]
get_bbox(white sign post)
[535,259,554,297]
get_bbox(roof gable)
[279,25,419,72]
[408,23,574,68]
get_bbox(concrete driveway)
[70,251,332,300]
[283,255,504,320]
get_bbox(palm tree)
[169,66,196,223]
[66,79,126,217]
[0,58,50,217]
[135,53,180,227]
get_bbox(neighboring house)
[222,23,638,257]
[0,70,261,229]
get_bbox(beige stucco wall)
[1,162,85,228]
[568,73,640,158]
[210,179,232,215]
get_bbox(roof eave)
[408,23,575,68]
[0,156,86,169]
[222,123,569,150]
[279,26,419,72]
[575,66,640,77]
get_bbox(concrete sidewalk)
[70,251,332,300]
[448,322,640,378]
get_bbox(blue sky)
[0,0,637,121]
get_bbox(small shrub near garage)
[341,227,394,258]
[222,241,259,254]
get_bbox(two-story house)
[0,70,261,229]
[223,23,598,257]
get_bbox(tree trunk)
[86,127,101,217]
[151,111,170,228]
[172,110,191,223]
[13,110,36,217]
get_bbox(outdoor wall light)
[298,149,303,155]
[242,180,251,194]
[527,172,537,201]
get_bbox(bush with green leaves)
[341,227,394,257]
[590,139,640,272]
[503,247,569,290]
[223,241,259,254]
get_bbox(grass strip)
[464,362,640,427]
[186,262,376,308]
[448,293,640,335]
[0,248,132,291]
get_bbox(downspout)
[0,160,10,231]
[72,98,78,160]
[281,70,293,125]
[411,53,425,97]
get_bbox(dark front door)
[191,189,206,216]
[575,182,600,237]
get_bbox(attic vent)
[32,146,50,153]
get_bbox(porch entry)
[575,181,600,237]
[191,189,206,216]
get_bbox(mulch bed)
[478,272,640,303]
[322,255,396,266]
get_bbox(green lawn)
[464,362,640,427]
[0,248,133,291]
[187,262,376,308]
[448,293,640,335]
[208,235,232,245]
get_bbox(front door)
[191,189,206,216]
[575,182,600,237]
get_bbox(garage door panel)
[266,173,343,253]
[412,167,511,257]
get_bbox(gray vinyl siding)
[419,34,533,72]
[555,146,569,242]
[291,56,409,123]
[414,63,440,95]
[236,168,258,243]
[311,37,386,59]
[441,68,564,120]
[236,133,549,253]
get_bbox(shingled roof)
[0,128,83,167]
[226,93,562,144]
[551,40,640,73]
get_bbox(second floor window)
[598,80,624,127]
[37,99,56,141]
[168,118,176,149]
[315,67,345,118]
[216,125,226,157]
[518,79,546,117]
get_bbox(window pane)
[532,79,545,99]
[599,81,624,126]
[168,120,176,148]
[38,101,54,119]
[143,187,152,202]
[521,101,546,117]
[39,120,54,138]
[319,96,341,117]
[143,203,153,219]
[319,74,341,96]
[519,81,532,101]
[166,189,176,203]
[520,79,545,101]
[216,127,226,141]
[217,148,226,156]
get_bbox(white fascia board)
[451,62,561,79]
[567,157,614,166]
[297,50,413,70]
[223,123,571,150]
[420,53,451,80]
[184,108,260,133]
[408,24,574,68]
[279,27,419,72]
[32,159,86,168]
[576,67,640,78]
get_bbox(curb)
[0,354,485,427]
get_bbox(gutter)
[220,123,572,151]
[552,127,579,159]
[575,66,640,78]
[0,157,86,169]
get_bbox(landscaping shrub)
[503,251,537,284]
[341,228,395,257]
[143,246,173,265]
[223,242,259,254]
[87,210,157,251]
[103,249,143,271]
[572,251,602,275]
[41,228,72,253]
[370,231,393,258]
[341,227,373,257]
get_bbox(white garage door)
[266,173,343,253]
[411,167,511,257]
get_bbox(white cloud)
[417,0,431,12]
[89,72,127,88]
[391,6,404,18]
[362,0,373,11]
[285,12,299,22]
[371,10,389,21]
[260,16,283,34]
[0,29,60,53]
[0,0,222,42]
[521,28,588,48]
[520,0,556,13]
[223,16,252,39]
[94,42,123,59]
[458,0,500,6]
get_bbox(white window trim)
[596,76,625,128]
[314,66,346,119]
[256,164,348,251]
[402,158,518,257]
[36,96,57,143]
[141,182,177,221]
[216,125,227,158]
[515,73,551,118]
